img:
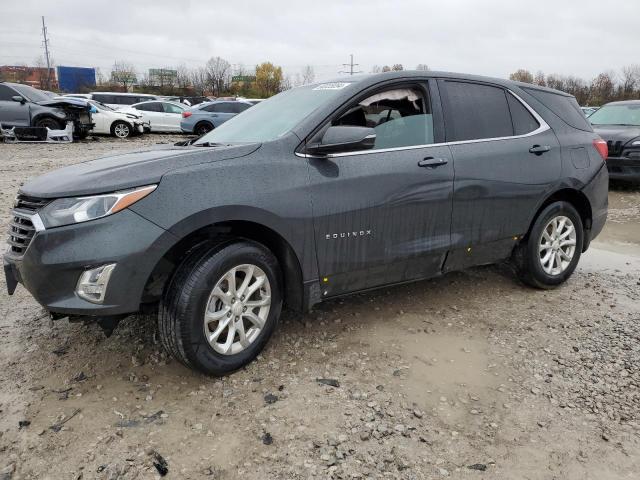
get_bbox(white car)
[88,100,148,138]
[119,100,187,133]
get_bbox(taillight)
[182,111,192,118]
[593,138,608,161]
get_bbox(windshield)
[12,84,51,103]
[89,100,116,112]
[589,104,640,126]
[194,83,351,144]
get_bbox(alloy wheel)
[203,264,271,355]
[114,123,130,138]
[538,215,577,275]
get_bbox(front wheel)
[513,201,584,289]
[111,121,132,138]
[158,240,282,375]
[35,117,63,130]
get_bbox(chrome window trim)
[295,88,549,159]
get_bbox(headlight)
[631,140,640,146]
[40,185,156,228]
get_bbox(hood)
[38,97,92,111]
[592,125,640,145]
[20,143,260,199]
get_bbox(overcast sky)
[1,0,638,82]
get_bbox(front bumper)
[3,209,177,316]
[606,156,640,182]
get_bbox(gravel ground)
[0,136,639,479]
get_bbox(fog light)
[76,263,116,304]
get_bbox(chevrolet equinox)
[4,71,609,375]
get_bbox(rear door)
[307,80,454,297]
[135,102,165,130]
[437,79,562,271]
[0,84,30,126]
[161,102,185,131]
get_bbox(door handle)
[529,145,551,155]
[418,157,448,168]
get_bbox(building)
[0,65,58,90]
[148,68,177,87]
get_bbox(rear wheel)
[194,121,213,136]
[513,201,584,289]
[111,121,132,138]
[158,240,282,375]
[35,117,63,130]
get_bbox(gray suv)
[3,71,609,375]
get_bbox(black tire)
[35,117,63,130]
[194,122,213,136]
[111,121,132,138]
[513,201,584,289]
[158,240,282,375]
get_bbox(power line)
[339,54,362,76]
[41,16,52,89]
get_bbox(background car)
[590,100,640,183]
[581,106,599,117]
[164,95,210,106]
[0,82,93,138]
[87,100,147,138]
[64,92,158,109]
[119,100,187,133]
[180,99,253,135]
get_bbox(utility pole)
[340,54,362,76]
[41,16,52,89]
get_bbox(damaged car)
[87,100,148,138]
[0,82,93,139]
[3,71,609,376]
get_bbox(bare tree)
[415,64,430,71]
[301,65,315,85]
[371,65,382,73]
[205,56,231,96]
[190,67,208,96]
[176,64,191,92]
[509,69,534,83]
[392,64,404,71]
[382,65,391,72]
[589,72,616,105]
[533,71,546,87]
[110,61,137,92]
[620,64,640,99]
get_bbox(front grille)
[607,140,623,157]
[7,214,36,255]
[14,194,49,213]
[6,194,48,256]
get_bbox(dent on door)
[309,145,454,297]
[445,131,561,271]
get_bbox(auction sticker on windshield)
[313,82,351,90]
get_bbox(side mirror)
[306,126,376,155]
[11,95,25,104]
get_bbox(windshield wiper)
[193,142,227,147]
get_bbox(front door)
[0,85,30,127]
[307,82,454,297]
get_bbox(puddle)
[579,247,640,274]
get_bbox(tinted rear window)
[93,94,115,104]
[523,88,592,131]
[507,93,539,135]
[441,81,513,141]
